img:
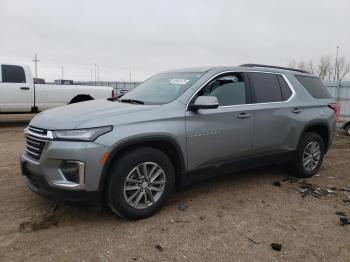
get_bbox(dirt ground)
[0,114,350,262]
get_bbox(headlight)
[53,126,113,141]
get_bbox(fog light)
[60,160,85,184]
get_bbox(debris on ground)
[335,211,346,216]
[154,244,164,252]
[271,243,282,251]
[272,181,281,187]
[178,201,188,211]
[246,237,259,244]
[343,197,350,203]
[296,182,329,198]
[217,211,224,217]
[340,217,350,226]
[19,210,58,233]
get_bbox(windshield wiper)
[119,99,144,105]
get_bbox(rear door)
[247,72,302,157]
[186,72,254,172]
[0,65,32,112]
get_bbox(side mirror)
[190,96,219,111]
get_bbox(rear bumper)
[21,156,102,205]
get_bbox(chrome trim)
[24,127,52,162]
[26,129,54,140]
[51,161,85,190]
[186,70,296,110]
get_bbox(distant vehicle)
[54,79,74,85]
[0,64,114,113]
[21,64,336,219]
[119,89,129,95]
[33,77,46,84]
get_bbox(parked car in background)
[0,64,114,113]
[54,79,74,85]
[21,64,336,219]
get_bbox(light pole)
[335,46,339,82]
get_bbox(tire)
[346,125,350,136]
[107,147,175,219]
[289,132,325,178]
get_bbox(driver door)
[185,72,254,173]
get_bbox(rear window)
[1,65,26,83]
[295,75,332,99]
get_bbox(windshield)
[120,72,203,105]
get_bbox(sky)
[0,0,349,82]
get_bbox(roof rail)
[239,64,309,74]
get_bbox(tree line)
[289,56,350,82]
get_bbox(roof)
[164,65,313,76]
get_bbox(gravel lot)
[0,114,350,261]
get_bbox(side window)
[249,72,282,103]
[295,75,332,99]
[198,73,246,106]
[1,65,26,83]
[277,75,292,101]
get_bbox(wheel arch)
[299,121,331,153]
[99,136,186,194]
[69,94,94,104]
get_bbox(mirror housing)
[190,96,219,111]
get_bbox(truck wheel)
[289,132,325,178]
[107,147,175,219]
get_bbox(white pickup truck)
[0,64,114,113]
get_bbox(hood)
[30,99,159,130]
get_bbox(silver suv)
[21,64,336,219]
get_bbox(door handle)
[237,112,252,119]
[20,87,30,90]
[292,108,302,114]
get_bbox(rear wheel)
[289,132,325,178]
[107,147,175,219]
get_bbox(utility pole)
[90,68,93,82]
[61,66,64,79]
[32,53,40,78]
[129,69,132,83]
[335,46,339,82]
[94,63,97,83]
[97,64,100,81]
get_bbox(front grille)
[25,126,50,161]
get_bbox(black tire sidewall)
[294,132,325,178]
[107,147,175,219]
[346,126,350,136]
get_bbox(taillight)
[112,89,115,97]
[328,103,337,112]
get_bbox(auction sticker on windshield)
[169,79,190,85]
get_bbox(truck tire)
[289,132,325,178]
[107,147,175,219]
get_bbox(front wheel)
[107,147,175,219]
[289,132,325,178]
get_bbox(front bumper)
[21,138,110,204]
[21,157,102,204]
